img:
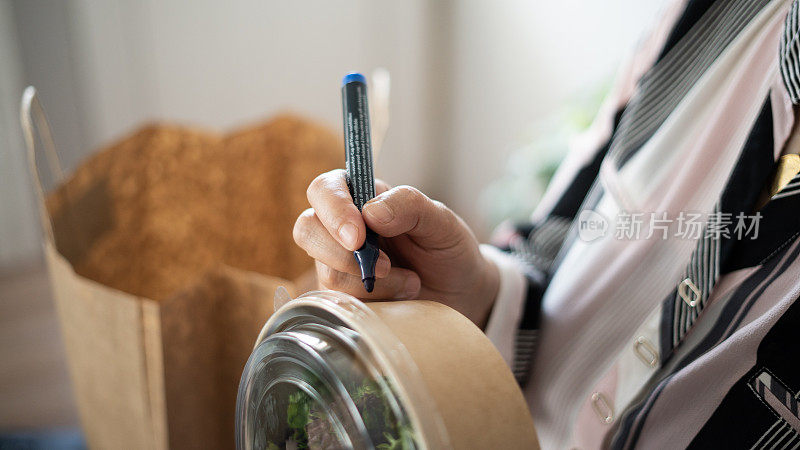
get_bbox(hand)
[294,169,500,326]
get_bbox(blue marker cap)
[342,72,367,86]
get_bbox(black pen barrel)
[341,73,379,292]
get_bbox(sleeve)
[481,244,546,383]
[481,0,688,386]
[482,218,567,385]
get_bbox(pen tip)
[363,277,375,293]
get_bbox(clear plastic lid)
[236,290,450,450]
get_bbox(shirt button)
[678,277,701,307]
[591,392,615,424]
[633,336,659,367]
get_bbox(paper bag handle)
[20,86,64,243]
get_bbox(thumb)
[362,186,470,249]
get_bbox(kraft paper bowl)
[236,290,539,449]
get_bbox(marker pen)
[341,72,380,293]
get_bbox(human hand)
[294,169,499,326]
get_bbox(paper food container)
[236,290,540,449]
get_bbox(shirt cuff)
[480,244,528,368]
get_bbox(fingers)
[294,208,391,278]
[361,186,468,250]
[307,169,365,251]
[375,178,391,195]
[306,170,393,251]
[316,260,421,300]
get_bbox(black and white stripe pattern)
[509,216,572,273]
[749,370,800,448]
[655,92,775,366]
[614,238,800,449]
[512,329,538,385]
[502,0,773,390]
[508,0,775,397]
[609,0,772,168]
[780,0,800,104]
[508,217,571,383]
[669,205,723,348]
[752,371,800,420]
[750,421,800,450]
[773,172,800,200]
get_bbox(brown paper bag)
[44,245,290,449]
[20,87,337,449]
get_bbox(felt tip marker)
[341,72,380,293]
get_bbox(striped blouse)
[483,0,800,448]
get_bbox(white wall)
[1,0,665,268]
[444,0,666,234]
[2,0,437,269]
[0,0,40,269]
[64,0,435,192]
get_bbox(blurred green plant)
[479,81,610,230]
[277,377,415,449]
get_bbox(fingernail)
[338,223,358,248]
[376,257,391,277]
[400,276,420,299]
[364,200,394,224]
